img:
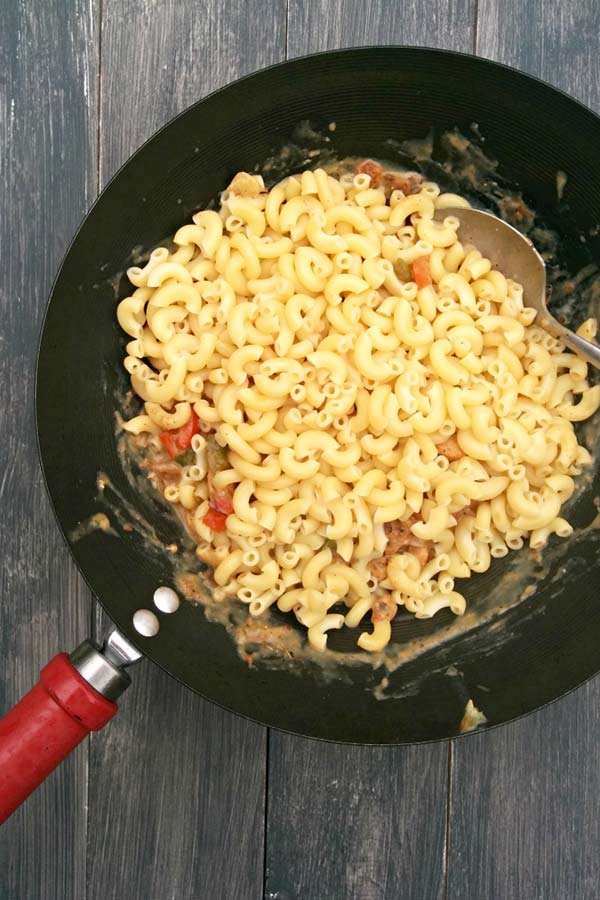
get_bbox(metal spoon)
[437,207,600,369]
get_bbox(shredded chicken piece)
[142,458,182,480]
[454,501,478,522]
[436,434,464,461]
[382,170,424,197]
[355,159,383,187]
[384,516,420,553]
[386,517,434,560]
[355,161,424,198]
[409,544,430,568]
[372,593,398,622]
[367,556,388,582]
[368,515,434,581]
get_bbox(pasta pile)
[117,163,600,653]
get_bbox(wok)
[1,46,599,822]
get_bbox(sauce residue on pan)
[556,170,568,201]
[96,468,179,555]
[459,699,488,733]
[69,512,117,542]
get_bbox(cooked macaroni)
[117,160,599,653]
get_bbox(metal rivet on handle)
[132,609,160,637]
[153,586,180,614]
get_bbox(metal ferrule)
[69,630,142,701]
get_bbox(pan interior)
[37,48,600,743]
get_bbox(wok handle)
[0,632,140,825]
[0,654,117,824]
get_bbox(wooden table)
[2,2,600,898]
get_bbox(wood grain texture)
[448,4,600,899]
[0,2,98,899]
[287,0,475,56]
[265,4,475,899]
[476,0,600,106]
[99,0,288,184]
[448,689,600,900]
[265,738,449,900]
[86,660,267,900]
[86,3,286,899]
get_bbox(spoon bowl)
[438,206,600,369]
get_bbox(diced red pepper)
[210,487,235,516]
[411,255,432,288]
[355,159,383,188]
[159,409,201,458]
[174,409,200,450]
[159,431,178,459]
[202,507,228,532]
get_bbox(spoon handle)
[559,330,600,370]
[539,310,600,370]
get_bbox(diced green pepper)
[206,434,229,473]
[175,448,195,466]
[393,258,411,282]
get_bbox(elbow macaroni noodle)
[118,164,599,654]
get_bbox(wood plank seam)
[444,740,453,900]
[262,729,272,900]
[96,0,104,200]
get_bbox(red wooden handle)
[0,653,117,824]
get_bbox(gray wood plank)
[449,4,600,899]
[477,0,600,107]
[99,0,288,185]
[266,5,476,900]
[86,3,286,899]
[265,737,450,900]
[0,1,98,898]
[287,0,475,56]
[87,660,267,900]
[448,687,600,900]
